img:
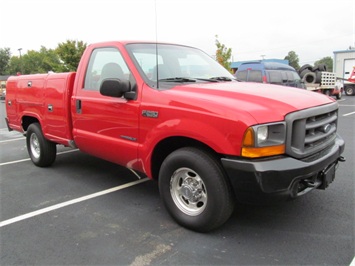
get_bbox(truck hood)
[164,81,335,124]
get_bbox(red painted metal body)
[6,72,76,145]
[348,66,355,83]
[5,41,335,179]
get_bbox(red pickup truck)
[5,41,345,232]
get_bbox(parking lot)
[0,96,354,265]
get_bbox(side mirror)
[100,79,135,99]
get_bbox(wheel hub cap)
[170,168,207,216]
[181,178,203,202]
[30,133,40,159]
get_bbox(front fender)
[139,117,250,177]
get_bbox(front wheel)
[336,91,342,100]
[159,147,234,232]
[26,123,57,167]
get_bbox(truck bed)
[6,72,76,146]
[306,72,336,90]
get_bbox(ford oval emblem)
[322,124,331,133]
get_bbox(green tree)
[284,51,300,71]
[215,35,232,72]
[56,40,87,71]
[314,56,333,72]
[0,48,11,75]
[2,39,87,75]
[6,56,22,75]
[7,47,62,74]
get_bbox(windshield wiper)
[194,77,236,82]
[209,76,234,81]
[158,77,197,82]
[158,76,237,83]
[193,78,218,82]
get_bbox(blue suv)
[235,61,305,89]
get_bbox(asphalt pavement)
[0,95,354,265]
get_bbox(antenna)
[155,0,159,88]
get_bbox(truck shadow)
[51,149,334,236]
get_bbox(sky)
[1,0,355,65]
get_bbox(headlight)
[241,122,286,158]
[257,126,268,143]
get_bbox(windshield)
[126,43,235,88]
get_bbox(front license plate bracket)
[318,163,336,190]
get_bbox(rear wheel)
[26,123,57,167]
[345,86,355,96]
[159,147,234,232]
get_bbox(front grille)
[285,102,338,159]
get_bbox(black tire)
[336,91,342,100]
[345,85,355,96]
[158,147,234,232]
[298,64,313,74]
[303,72,316,83]
[315,71,322,83]
[26,123,57,167]
[312,64,327,72]
[300,69,311,78]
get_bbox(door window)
[236,70,262,82]
[247,70,263,83]
[84,47,131,91]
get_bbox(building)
[333,49,355,80]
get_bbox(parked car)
[235,61,305,89]
[0,89,5,100]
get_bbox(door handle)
[76,99,82,114]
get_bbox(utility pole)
[18,48,23,74]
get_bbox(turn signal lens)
[241,144,285,158]
[243,128,254,147]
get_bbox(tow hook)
[338,156,346,163]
